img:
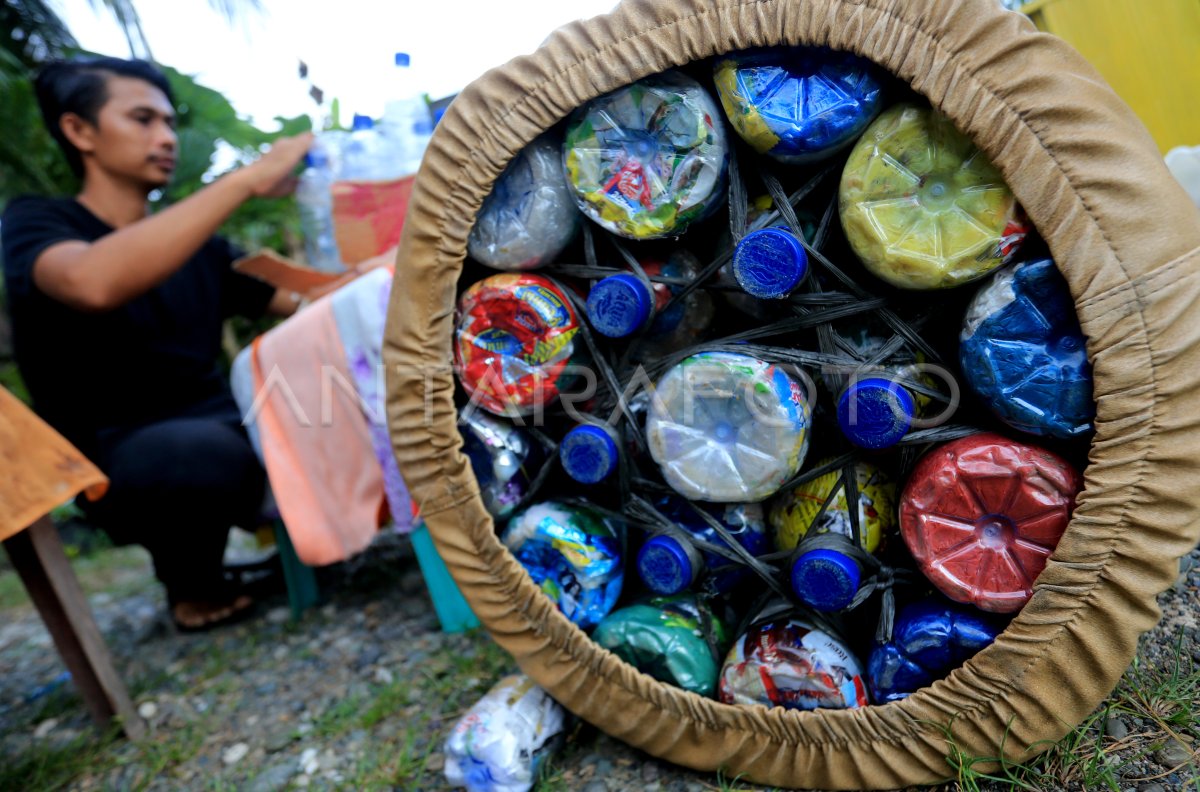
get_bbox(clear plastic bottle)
[295,146,344,272]
[340,114,382,180]
[382,52,433,176]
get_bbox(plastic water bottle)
[636,499,769,597]
[731,225,809,299]
[341,114,382,180]
[382,52,433,176]
[295,147,344,272]
[769,458,898,612]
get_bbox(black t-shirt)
[1,195,275,456]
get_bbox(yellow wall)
[1022,0,1200,153]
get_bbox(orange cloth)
[248,298,385,565]
[0,386,107,541]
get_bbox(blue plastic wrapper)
[867,598,1003,703]
[714,46,884,164]
[460,411,542,520]
[960,258,1094,439]
[501,500,623,629]
[638,498,769,596]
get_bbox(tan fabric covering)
[382,0,1200,787]
[0,387,108,541]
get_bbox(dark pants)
[81,391,266,603]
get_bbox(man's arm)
[32,133,313,312]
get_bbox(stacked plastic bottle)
[443,43,1095,727]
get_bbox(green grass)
[940,634,1200,791]
[0,725,121,792]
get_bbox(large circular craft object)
[563,70,729,239]
[839,103,1031,290]
[645,352,811,503]
[713,46,884,164]
[385,0,1200,787]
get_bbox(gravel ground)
[0,529,1196,792]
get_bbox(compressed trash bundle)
[444,674,566,792]
[468,135,580,271]
[563,71,729,239]
[593,594,730,697]
[385,0,1200,788]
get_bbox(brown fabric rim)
[383,0,1200,787]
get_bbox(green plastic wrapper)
[592,595,729,697]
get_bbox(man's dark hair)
[34,57,175,178]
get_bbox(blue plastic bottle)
[636,500,769,596]
[836,376,917,450]
[731,226,809,299]
[559,422,621,485]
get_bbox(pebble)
[248,760,296,792]
[222,742,250,765]
[265,726,297,754]
[1138,784,1167,792]
[137,701,158,720]
[33,718,57,739]
[267,606,291,624]
[1155,738,1193,769]
[1105,715,1129,740]
[300,746,320,775]
[373,667,394,685]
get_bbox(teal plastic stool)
[410,520,480,633]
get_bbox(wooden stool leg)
[3,516,145,739]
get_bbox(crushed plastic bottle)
[501,500,623,629]
[960,258,1094,439]
[454,273,582,417]
[714,46,884,164]
[899,433,1081,613]
[719,612,868,710]
[867,597,1003,703]
[592,594,730,697]
[468,135,581,271]
[444,674,566,792]
[563,70,729,239]
[637,498,769,597]
[839,103,1030,290]
[769,459,897,612]
[460,411,543,519]
[646,352,811,503]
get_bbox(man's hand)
[239,132,314,199]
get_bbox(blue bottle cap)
[559,424,619,484]
[637,536,698,596]
[837,377,915,449]
[732,227,809,299]
[790,548,862,612]
[586,273,653,338]
[351,113,374,131]
[394,52,411,67]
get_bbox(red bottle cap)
[899,432,1081,613]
